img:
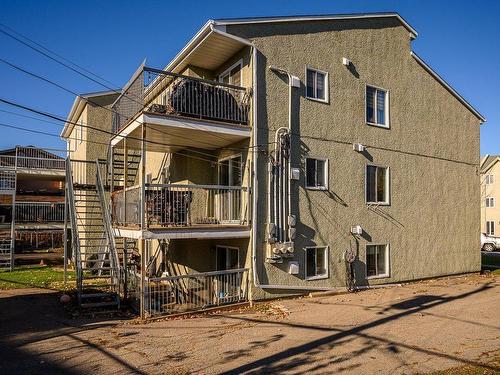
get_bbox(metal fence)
[70,159,108,186]
[0,170,16,190]
[112,184,248,227]
[112,67,250,133]
[14,202,65,223]
[144,268,249,316]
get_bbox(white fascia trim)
[411,51,486,123]
[110,113,143,147]
[142,113,252,137]
[113,227,251,240]
[214,13,418,39]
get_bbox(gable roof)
[411,52,485,123]
[213,12,418,39]
[481,154,500,173]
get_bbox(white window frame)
[365,164,390,205]
[305,246,329,280]
[215,245,240,270]
[486,197,495,208]
[79,120,83,145]
[305,157,329,190]
[485,174,495,185]
[218,59,243,86]
[366,244,390,279]
[305,66,329,103]
[486,221,495,236]
[365,84,390,128]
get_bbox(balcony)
[111,67,251,152]
[0,147,66,175]
[0,202,65,227]
[111,183,250,239]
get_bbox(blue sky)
[0,0,497,156]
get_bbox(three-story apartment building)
[481,155,499,239]
[64,13,485,316]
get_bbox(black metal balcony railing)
[0,202,65,223]
[111,183,249,228]
[112,67,250,133]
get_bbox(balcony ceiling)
[171,31,247,73]
[111,113,251,152]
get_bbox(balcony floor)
[111,112,251,152]
[113,224,250,240]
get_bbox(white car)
[481,233,500,252]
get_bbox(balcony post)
[123,138,128,226]
[63,186,68,284]
[140,124,146,319]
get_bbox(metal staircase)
[66,159,121,309]
[0,169,16,270]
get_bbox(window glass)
[366,165,377,202]
[366,86,375,123]
[367,165,389,204]
[366,86,388,126]
[306,68,327,101]
[366,244,388,277]
[306,247,328,278]
[306,69,315,98]
[305,158,327,189]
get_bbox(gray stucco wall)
[227,18,481,297]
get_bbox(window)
[485,175,495,185]
[305,246,328,279]
[219,60,242,86]
[306,67,328,102]
[216,246,239,271]
[486,221,495,236]
[366,244,389,278]
[366,85,389,127]
[305,158,328,190]
[366,165,390,204]
[486,197,495,208]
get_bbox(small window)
[366,244,389,278]
[366,85,389,127]
[486,197,495,208]
[305,158,328,190]
[219,60,242,86]
[366,165,390,204]
[485,175,495,185]
[306,67,328,102]
[216,246,239,271]
[305,246,328,279]
[486,221,495,236]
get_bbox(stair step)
[81,292,116,299]
[82,266,113,270]
[81,301,118,309]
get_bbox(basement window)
[305,158,328,190]
[306,67,328,102]
[486,197,495,208]
[305,246,328,280]
[366,165,390,204]
[366,244,390,279]
[366,85,389,127]
[486,221,495,236]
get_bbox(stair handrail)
[66,158,83,297]
[95,160,121,292]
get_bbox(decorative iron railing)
[111,183,249,228]
[144,268,249,316]
[112,67,250,133]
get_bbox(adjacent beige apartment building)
[481,155,499,237]
[63,13,485,316]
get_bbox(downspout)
[212,24,336,292]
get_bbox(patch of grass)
[0,265,75,291]
[492,269,500,275]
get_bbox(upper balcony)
[0,146,66,176]
[110,67,251,153]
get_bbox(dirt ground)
[0,274,499,375]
